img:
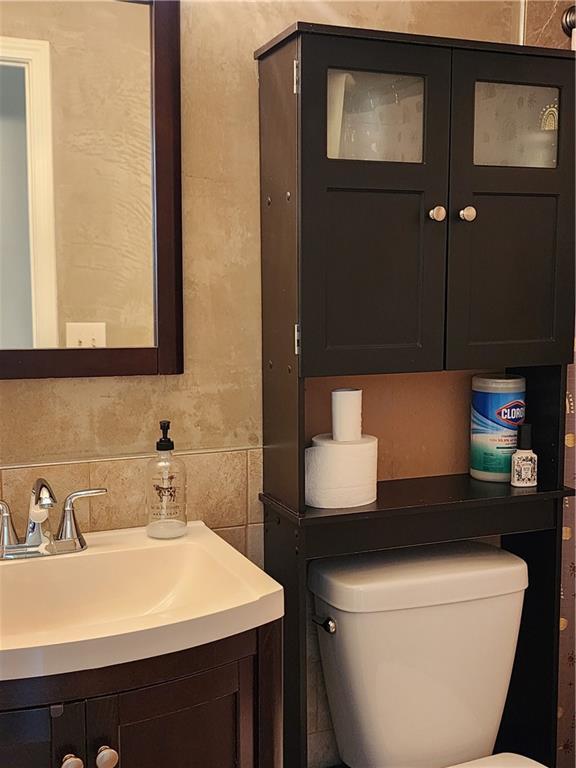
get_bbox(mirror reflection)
[0,1,154,350]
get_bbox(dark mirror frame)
[0,0,183,380]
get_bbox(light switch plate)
[65,322,107,348]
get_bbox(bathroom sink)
[0,522,283,680]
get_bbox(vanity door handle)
[459,205,477,222]
[96,746,119,768]
[428,205,447,222]
[61,756,84,768]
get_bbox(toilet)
[308,541,547,768]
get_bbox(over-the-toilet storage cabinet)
[296,33,574,378]
[257,22,574,768]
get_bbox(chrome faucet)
[24,477,57,548]
[0,479,107,560]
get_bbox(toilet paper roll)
[332,388,362,442]
[305,434,378,509]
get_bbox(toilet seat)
[450,753,547,768]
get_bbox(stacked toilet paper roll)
[305,389,378,509]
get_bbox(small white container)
[510,424,538,487]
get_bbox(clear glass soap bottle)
[146,420,187,538]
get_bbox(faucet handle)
[0,501,19,547]
[63,488,107,513]
[54,488,107,551]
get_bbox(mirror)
[0,0,182,378]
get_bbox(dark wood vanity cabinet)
[0,622,281,768]
[86,661,252,768]
[257,24,575,377]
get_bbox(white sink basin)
[0,521,283,680]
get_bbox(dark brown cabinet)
[257,23,575,768]
[300,36,451,375]
[258,25,575,377]
[86,662,253,768]
[447,50,575,369]
[0,707,52,767]
[0,623,281,768]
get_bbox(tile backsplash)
[0,447,264,563]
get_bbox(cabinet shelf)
[302,474,574,524]
[263,474,573,527]
[262,475,573,561]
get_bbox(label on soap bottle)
[149,472,185,520]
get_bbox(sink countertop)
[0,521,283,681]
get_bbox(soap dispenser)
[146,420,187,538]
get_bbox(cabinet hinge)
[294,323,301,355]
[293,59,300,94]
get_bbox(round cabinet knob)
[96,746,119,768]
[459,205,477,222]
[428,205,447,222]
[61,756,84,768]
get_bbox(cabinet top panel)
[254,21,575,60]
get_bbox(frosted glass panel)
[327,69,424,162]
[474,82,559,168]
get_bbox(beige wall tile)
[246,523,264,567]
[315,662,333,733]
[308,659,318,734]
[215,525,247,555]
[525,0,571,49]
[1,463,90,539]
[248,449,263,523]
[89,458,148,531]
[308,729,340,768]
[183,451,247,528]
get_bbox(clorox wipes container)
[470,374,526,482]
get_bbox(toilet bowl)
[308,541,547,768]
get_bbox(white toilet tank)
[308,541,528,768]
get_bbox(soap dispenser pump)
[146,420,187,538]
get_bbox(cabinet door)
[0,702,85,768]
[300,35,451,376]
[446,50,575,369]
[0,707,51,767]
[87,660,254,768]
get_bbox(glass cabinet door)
[327,70,424,162]
[473,81,559,168]
[447,50,574,371]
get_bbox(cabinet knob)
[459,205,477,222]
[61,756,84,768]
[96,746,119,768]
[428,205,447,222]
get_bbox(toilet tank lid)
[451,754,547,768]
[308,542,528,613]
